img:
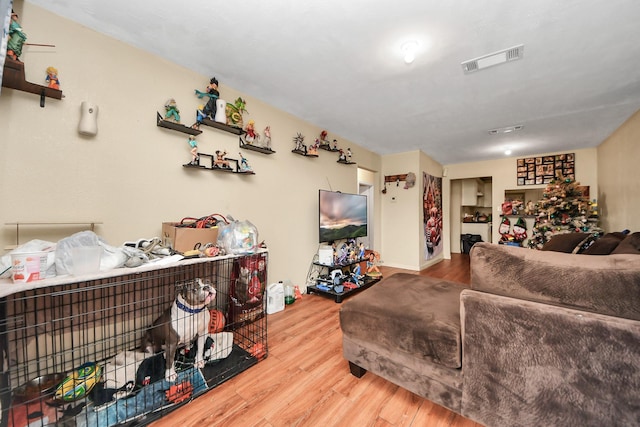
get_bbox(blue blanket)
[76,367,207,427]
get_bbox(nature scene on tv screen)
[319,191,367,242]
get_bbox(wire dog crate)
[0,252,268,427]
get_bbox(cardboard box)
[162,222,219,253]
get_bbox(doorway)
[359,182,374,250]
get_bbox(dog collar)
[176,300,207,314]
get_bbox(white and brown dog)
[142,278,216,381]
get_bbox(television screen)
[319,190,367,243]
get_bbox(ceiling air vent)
[488,125,524,135]
[462,44,524,74]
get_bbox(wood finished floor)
[150,254,481,427]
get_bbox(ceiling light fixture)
[504,148,513,156]
[401,41,419,64]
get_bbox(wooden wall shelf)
[1,58,63,102]
[156,112,202,135]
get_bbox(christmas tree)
[528,174,601,249]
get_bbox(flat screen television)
[319,190,367,243]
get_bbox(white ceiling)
[26,0,640,165]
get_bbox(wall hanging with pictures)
[517,153,575,186]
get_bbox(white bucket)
[11,251,48,283]
[70,246,102,275]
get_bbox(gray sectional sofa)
[340,236,640,427]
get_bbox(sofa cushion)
[340,273,466,369]
[582,232,626,255]
[470,242,640,320]
[611,232,640,254]
[541,232,589,253]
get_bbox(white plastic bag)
[220,220,259,254]
[55,231,129,275]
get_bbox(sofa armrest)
[469,242,640,320]
[460,289,640,427]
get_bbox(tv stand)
[306,254,381,303]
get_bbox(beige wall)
[444,148,598,253]
[0,3,382,290]
[380,151,421,269]
[597,110,640,232]
[379,150,444,270]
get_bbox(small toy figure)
[194,77,219,120]
[319,130,329,144]
[187,136,199,166]
[244,120,259,144]
[214,150,230,169]
[262,126,272,150]
[347,148,352,162]
[366,251,381,276]
[293,133,306,153]
[359,243,365,259]
[524,200,536,216]
[45,66,60,89]
[338,149,347,162]
[351,264,363,285]
[164,98,180,123]
[307,139,319,155]
[192,104,206,129]
[238,152,252,172]
[337,243,349,265]
[225,97,248,128]
[332,139,338,151]
[7,10,27,61]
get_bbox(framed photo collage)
[517,153,575,186]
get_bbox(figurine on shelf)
[366,251,381,277]
[359,242,365,259]
[186,135,199,166]
[194,77,219,120]
[164,98,180,123]
[320,130,331,150]
[347,148,353,162]
[292,133,306,154]
[45,66,60,90]
[238,152,252,172]
[192,105,205,129]
[214,150,231,169]
[308,139,319,155]
[225,97,248,128]
[524,200,536,216]
[351,264,363,285]
[244,120,259,144]
[332,139,339,151]
[338,149,347,162]
[262,126,272,150]
[7,10,27,61]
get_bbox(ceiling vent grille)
[488,125,524,135]
[462,44,524,74]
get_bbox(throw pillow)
[541,232,589,253]
[611,232,640,255]
[582,232,626,255]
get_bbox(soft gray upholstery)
[340,242,640,427]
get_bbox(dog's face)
[180,278,216,307]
